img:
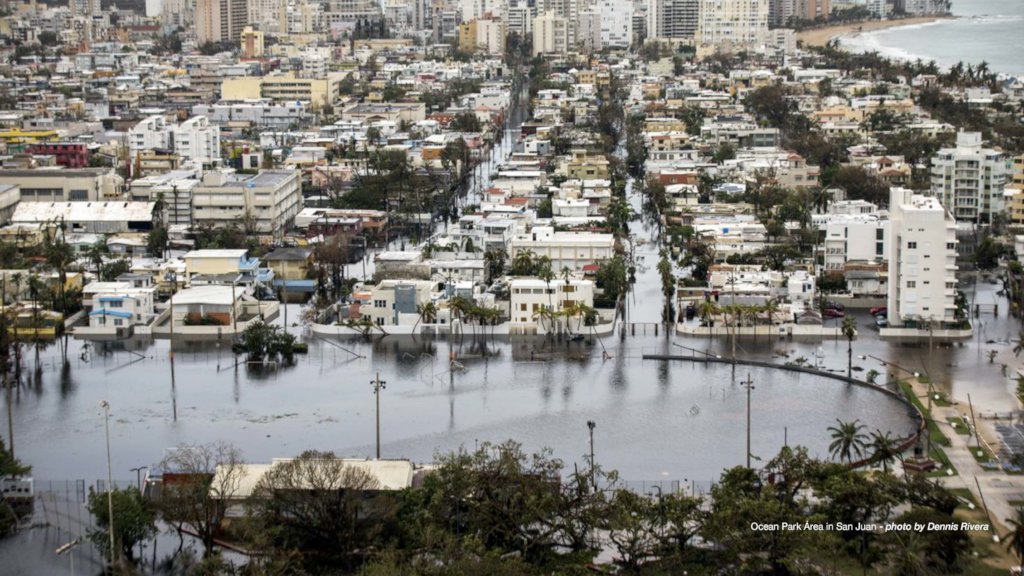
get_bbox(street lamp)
[130,466,148,494]
[164,271,177,358]
[371,372,386,459]
[586,420,596,492]
[99,400,115,564]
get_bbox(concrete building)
[509,226,615,271]
[599,0,634,47]
[0,168,123,202]
[129,115,221,171]
[10,201,156,234]
[819,215,886,273]
[183,249,260,280]
[240,26,265,58]
[930,132,1009,225]
[83,281,157,332]
[221,73,350,109]
[646,0,698,40]
[768,0,828,26]
[196,0,250,43]
[191,170,303,236]
[886,187,958,328]
[506,0,534,36]
[696,0,768,51]
[510,277,595,329]
[193,100,311,129]
[361,279,435,326]
[533,11,570,55]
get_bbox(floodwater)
[5,328,919,485]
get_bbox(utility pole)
[743,373,755,469]
[587,420,596,492]
[99,400,115,564]
[371,372,386,459]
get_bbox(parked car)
[874,314,888,328]
[870,306,887,316]
[823,308,845,319]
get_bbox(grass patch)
[972,445,997,465]
[934,394,954,407]
[899,381,951,447]
[948,488,978,507]
[948,416,972,435]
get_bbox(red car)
[823,308,846,319]
[870,306,887,316]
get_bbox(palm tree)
[827,418,868,465]
[869,430,901,473]
[412,301,438,333]
[45,237,75,314]
[841,316,857,379]
[697,299,718,337]
[1004,507,1024,576]
[86,239,109,281]
[511,249,535,276]
[536,256,555,333]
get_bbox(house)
[165,285,248,328]
[82,281,156,333]
[509,277,595,333]
[183,249,260,282]
[509,227,615,271]
[361,280,435,326]
[262,247,315,297]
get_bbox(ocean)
[838,0,1024,77]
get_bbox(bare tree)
[156,442,245,558]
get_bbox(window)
[907,241,917,249]
[907,281,916,288]
[946,243,955,250]
[876,228,884,240]
[520,303,526,311]
[108,300,122,308]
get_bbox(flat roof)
[183,249,247,259]
[11,201,155,223]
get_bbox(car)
[874,315,888,328]
[823,308,845,319]
[870,306,887,316]
[825,301,846,311]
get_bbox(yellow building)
[221,73,349,109]
[1008,154,1024,226]
[1012,153,1024,190]
[0,128,59,146]
[458,21,478,53]
[240,26,265,59]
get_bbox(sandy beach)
[796,15,953,48]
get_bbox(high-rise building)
[646,0,697,40]
[886,187,959,328]
[196,0,250,44]
[696,0,768,50]
[507,0,535,37]
[532,10,569,54]
[578,9,602,51]
[929,131,1009,224]
[599,0,634,47]
[768,0,827,26]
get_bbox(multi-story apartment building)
[506,0,534,37]
[532,11,570,55]
[768,0,828,26]
[819,215,886,273]
[192,170,303,236]
[599,0,634,47]
[128,115,221,171]
[509,226,615,271]
[195,0,249,43]
[510,278,595,328]
[646,0,698,40]
[886,187,958,328]
[929,131,1008,224]
[0,168,123,202]
[696,0,768,51]
[193,100,311,129]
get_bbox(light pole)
[165,271,177,358]
[586,420,596,492]
[99,400,115,564]
[130,466,147,494]
[742,374,755,468]
[371,372,386,459]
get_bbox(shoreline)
[796,15,953,48]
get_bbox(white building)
[128,115,221,170]
[506,1,534,36]
[578,10,603,52]
[84,281,156,330]
[509,277,595,329]
[533,11,570,55]
[819,215,886,273]
[599,0,634,47]
[192,100,311,129]
[191,170,303,236]
[886,187,958,328]
[647,0,698,40]
[361,280,435,326]
[509,226,615,271]
[696,0,768,50]
[930,131,1009,224]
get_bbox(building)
[9,201,156,234]
[192,100,311,129]
[24,142,89,168]
[599,0,634,47]
[509,226,615,271]
[886,187,958,328]
[509,277,595,330]
[196,0,249,43]
[221,73,351,109]
[506,0,534,37]
[930,131,1008,224]
[240,26,264,58]
[768,0,828,26]
[0,184,18,225]
[646,0,698,40]
[129,115,221,171]
[696,0,768,51]
[533,11,570,55]
[819,215,886,273]
[361,280,435,326]
[0,168,123,202]
[191,170,303,236]
[83,281,157,332]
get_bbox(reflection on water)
[5,329,919,484]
